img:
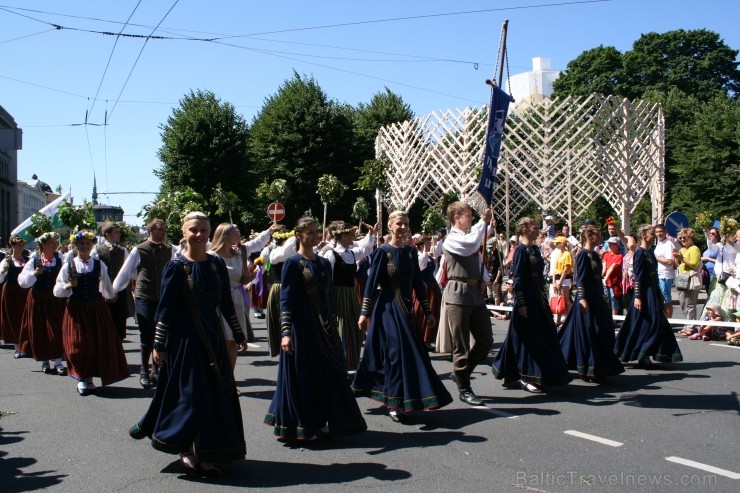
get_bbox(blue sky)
[2,0,738,225]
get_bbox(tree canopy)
[248,72,358,226]
[155,89,251,226]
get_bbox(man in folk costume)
[94,222,130,340]
[436,202,494,405]
[113,218,176,389]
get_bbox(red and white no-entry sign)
[267,202,285,222]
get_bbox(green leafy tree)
[353,87,414,161]
[669,95,740,219]
[25,212,55,241]
[554,29,740,102]
[57,200,98,233]
[155,89,251,226]
[317,174,348,231]
[552,45,624,97]
[420,206,446,235]
[351,196,370,227]
[139,187,207,244]
[249,72,358,226]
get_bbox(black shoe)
[519,380,544,393]
[459,389,484,406]
[56,366,68,376]
[389,410,408,423]
[139,371,153,388]
[14,351,26,359]
[149,371,158,387]
[42,366,54,375]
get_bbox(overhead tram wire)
[87,0,143,118]
[106,0,181,122]
[0,28,57,45]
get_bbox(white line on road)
[247,343,261,348]
[709,343,740,350]
[564,430,623,447]
[666,456,740,479]
[473,405,518,419]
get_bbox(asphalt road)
[2,306,739,493]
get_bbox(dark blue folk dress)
[559,249,625,379]
[491,244,572,387]
[264,254,367,440]
[130,254,246,462]
[614,247,683,363]
[352,244,452,412]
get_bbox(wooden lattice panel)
[376,94,665,230]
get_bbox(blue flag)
[477,86,510,205]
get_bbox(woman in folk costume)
[559,224,625,382]
[247,256,268,317]
[265,216,367,442]
[266,229,296,357]
[130,212,247,478]
[614,224,683,366]
[53,231,129,395]
[411,233,442,348]
[491,217,572,393]
[18,232,68,376]
[209,222,255,370]
[319,220,378,371]
[352,211,452,422]
[0,235,31,357]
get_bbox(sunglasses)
[678,236,686,240]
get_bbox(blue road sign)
[665,211,689,238]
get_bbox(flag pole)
[480,20,509,285]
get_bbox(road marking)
[564,430,623,447]
[710,343,740,350]
[665,456,740,479]
[473,405,518,419]
[247,343,261,348]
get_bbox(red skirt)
[20,290,66,360]
[412,282,442,344]
[63,298,129,384]
[1,283,30,344]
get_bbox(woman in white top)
[701,225,740,320]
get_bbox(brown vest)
[442,250,484,306]
[133,241,171,301]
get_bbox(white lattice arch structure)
[376,94,665,235]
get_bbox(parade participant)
[0,235,31,357]
[18,232,67,376]
[435,202,493,405]
[413,233,442,348]
[614,224,683,366]
[94,222,129,340]
[130,212,247,477]
[265,216,366,441]
[320,220,377,371]
[113,218,176,389]
[353,212,452,422]
[209,222,256,370]
[559,224,625,382]
[491,217,572,393]
[266,229,296,357]
[53,231,129,395]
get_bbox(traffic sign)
[664,211,689,238]
[267,202,285,222]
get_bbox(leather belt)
[448,277,479,285]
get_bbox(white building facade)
[506,57,561,109]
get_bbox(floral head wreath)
[36,232,60,244]
[272,230,295,241]
[70,230,97,244]
[253,256,266,266]
[9,234,26,245]
[331,226,358,237]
